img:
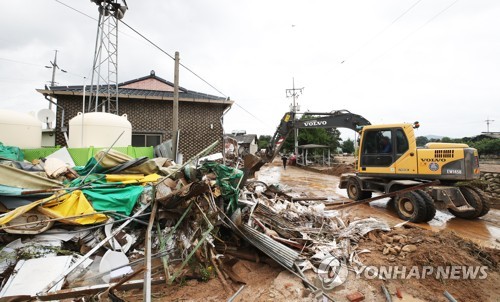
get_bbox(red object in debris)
[346,291,365,302]
[396,288,403,299]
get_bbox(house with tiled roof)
[225,132,258,155]
[36,70,233,159]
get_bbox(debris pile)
[232,181,390,291]
[357,227,500,302]
[481,171,500,207]
[0,140,391,300]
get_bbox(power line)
[118,20,269,124]
[341,0,423,63]
[55,0,97,21]
[54,0,269,125]
[55,0,228,98]
[54,0,146,44]
[1,55,87,81]
[347,0,460,79]
[119,20,228,98]
[0,57,45,68]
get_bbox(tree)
[470,139,500,156]
[341,138,355,154]
[416,136,429,147]
[257,135,271,150]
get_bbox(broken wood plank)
[36,277,165,300]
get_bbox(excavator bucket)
[243,154,266,179]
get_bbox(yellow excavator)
[245,110,490,223]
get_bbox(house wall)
[249,142,258,154]
[54,96,226,159]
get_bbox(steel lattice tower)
[87,0,127,114]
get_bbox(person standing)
[281,153,288,170]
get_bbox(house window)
[132,133,162,147]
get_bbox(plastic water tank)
[0,109,42,148]
[68,112,132,148]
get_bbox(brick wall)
[55,96,226,159]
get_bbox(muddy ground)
[120,158,499,301]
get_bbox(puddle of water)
[256,164,500,248]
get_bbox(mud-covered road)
[257,163,500,248]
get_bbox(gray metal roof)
[36,73,233,106]
[45,85,226,101]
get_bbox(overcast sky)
[0,0,499,141]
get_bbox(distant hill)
[424,135,444,140]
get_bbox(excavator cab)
[358,126,412,173]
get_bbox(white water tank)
[68,112,132,148]
[0,109,42,148]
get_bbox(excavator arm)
[244,110,371,175]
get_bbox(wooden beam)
[36,277,166,300]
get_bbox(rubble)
[1,140,497,301]
[0,139,371,299]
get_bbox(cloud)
[0,0,498,139]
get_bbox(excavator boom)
[244,110,371,176]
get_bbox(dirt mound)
[298,163,355,176]
[358,227,500,302]
[322,164,355,176]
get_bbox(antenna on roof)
[485,117,494,133]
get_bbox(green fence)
[23,146,154,166]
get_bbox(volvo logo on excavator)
[420,158,447,162]
[303,120,327,127]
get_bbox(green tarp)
[82,186,144,216]
[66,174,144,216]
[0,142,24,161]
[73,157,106,176]
[201,162,243,213]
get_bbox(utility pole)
[485,117,494,133]
[172,51,180,162]
[286,78,303,156]
[45,50,67,110]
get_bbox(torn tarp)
[0,190,107,226]
[0,164,62,189]
[74,149,158,176]
[0,197,47,225]
[201,162,243,213]
[0,142,24,161]
[37,190,108,225]
[83,186,144,216]
[104,173,161,184]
